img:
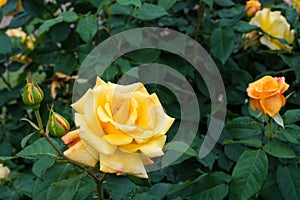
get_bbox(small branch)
[97,173,107,200]
[0,73,12,90]
[269,118,273,140]
[194,0,205,41]
[33,109,102,183]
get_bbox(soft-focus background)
[1,0,300,199]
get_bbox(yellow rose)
[246,8,294,51]
[6,28,35,50]
[246,76,289,117]
[0,164,10,180]
[62,77,175,178]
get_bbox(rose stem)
[33,109,106,199]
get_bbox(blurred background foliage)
[0,0,300,199]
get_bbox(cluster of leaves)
[1,0,300,199]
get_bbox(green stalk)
[33,108,107,199]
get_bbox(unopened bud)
[48,110,70,137]
[22,80,44,110]
[245,0,261,17]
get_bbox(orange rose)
[246,76,289,117]
[245,0,261,17]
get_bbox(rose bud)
[48,110,70,137]
[22,81,44,110]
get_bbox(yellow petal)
[95,77,107,86]
[64,140,98,167]
[71,89,92,114]
[102,132,133,146]
[112,99,130,124]
[76,114,116,154]
[120,135,167,157]
[84,90,104,134]
[99,149,148,178]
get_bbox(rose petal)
[102,132,133,146]
[76,114,117,155]
[71,89,93,114]
[99,149,148,178]
[120,135,166,157]
[64,140,98,167]
[260,93,286,117]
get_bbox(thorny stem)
[269,118,273,140]
[0,73,12,90]
[33,109,106,200]
[194,0,205,41]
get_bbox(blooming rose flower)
[0,164,10,180]
[245,8,294,51]
[246,76,289,117]
[0,0,7,7]
[6,28,35,50]
[5,27,35,64]
[245,0,261,17]
[62,77,175,178]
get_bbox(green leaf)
[281,54,300,80]
[76,14,98,43]
[32,156,56,179]
[230,149,268,200]
[50,23,71,42]
[22,0,45,18]
[0,156,15,161]
[203,0,214,7]
[277,166,300,200]
[110,3,133,15]
[210,27,234,64]
[158,0,177,11]
[54,53,77,75]
[103,175,136,200]
[283,109,300,125]
[47,176,81,200]
[164,141,198,157]
[273,113,284,128]
[9,11,32,28]
[263,140,297,158]
[74,177,96,200]
[281,125,300,145]
[16,138,59,159]
[223,139,262,148]
[187,172,230,200]
[126,49,160,63]
[32,163,74,199]
[0,32,12,54]
[21,132,37,148]
[38,17,63,36]
[21,118,39,131]
[234,21,258,33]
[225,116,262,139]
[132,3,168,21]
[117,0,141,7]
[60,11,78,22]
[214,0,234,7]
[13,174,35,198]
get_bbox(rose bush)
[62,77,174,178]
[1,0,300,199]
[247,76,289,117]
